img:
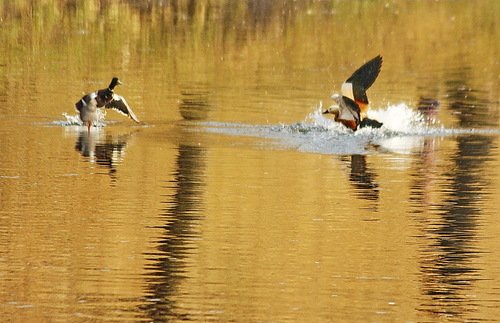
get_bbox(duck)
[323,55,383,131]
[75,77,140,132]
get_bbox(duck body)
[327,95,361,131]
[323,55,383,131]
[76,92,100,129]
[75,77,139,132]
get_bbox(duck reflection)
[74,129,135,180]
[349,155,379,202]
[339,154,379,204]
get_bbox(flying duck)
[323,55,383,131]
[75,77,140,132]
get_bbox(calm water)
[1,1,499,322]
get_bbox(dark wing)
[105,94,140,123]
[344,55,383,104]
[75,99,84,112]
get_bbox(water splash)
[200,103,500,155]
[60,113,83,126]
[53,110,107,127]
[306,102,429,135]
[367,103,429,134]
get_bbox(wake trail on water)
[200,103,500,155]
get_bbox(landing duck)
[323,55,383,131]
[75,77,140,132]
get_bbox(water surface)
[1,1,499,322]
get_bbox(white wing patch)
[341,82,354,101]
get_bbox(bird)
[323,55,383,131]
[75,77,140,132]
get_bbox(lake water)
[1,1,499,322]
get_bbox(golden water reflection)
[0,1,499,322]
[410,134,498,319]
[142,143,206,321]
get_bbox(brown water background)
[0,1,499,322]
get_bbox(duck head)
[322,105,340,119]
[322,93,341,118]
[108,77,123,91]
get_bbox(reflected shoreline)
[0,1,499,322]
